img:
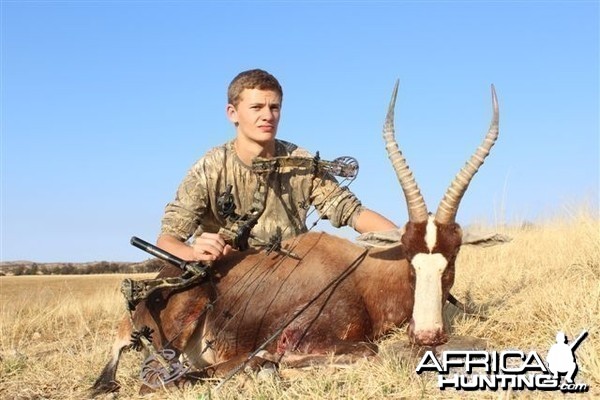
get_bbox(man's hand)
[191,232,233,261]
[157,233,233,262]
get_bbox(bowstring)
[213,247,369,392]
[184,173,358,354]
[206,172,359,335]
[202,173,362,387]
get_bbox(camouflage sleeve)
[310,171,363,228]
[159,160,209,241]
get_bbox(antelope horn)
[383,80,428,222]
[435,85,499,224]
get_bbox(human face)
[226,88,281,145]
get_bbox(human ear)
[226,104,238,125]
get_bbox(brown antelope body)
[92,83,499,394]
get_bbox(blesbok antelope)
[92,82,499,394]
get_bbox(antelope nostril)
[412,328,448,346]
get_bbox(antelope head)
[383,81,499,346]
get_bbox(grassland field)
[1,207,598,399]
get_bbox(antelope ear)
[355,227,406,248]
[461,228,512,247]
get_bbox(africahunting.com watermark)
[416,330,589,393]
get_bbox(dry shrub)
[1,207,598,399]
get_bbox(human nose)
[261,108,275,121]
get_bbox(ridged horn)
[383,80,428,222]
[435,85,499,224]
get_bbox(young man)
[157,69,396,262]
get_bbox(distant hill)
[0,259,164,276]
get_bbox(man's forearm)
[353,209,397,234]
[157,234,196,261]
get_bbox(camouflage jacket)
[160,139,363,246]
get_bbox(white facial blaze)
[424,215,437,252]
[412,253,447,333]
[411,214,447,333]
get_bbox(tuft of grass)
[0,207,598,399]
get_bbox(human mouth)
[259,125,274,132]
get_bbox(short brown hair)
[227,69,283,107]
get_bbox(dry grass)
[1,207,598,399]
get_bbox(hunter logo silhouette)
[416,329,591,392]
[546,330,588,384]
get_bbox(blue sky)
[2,1,598,262]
